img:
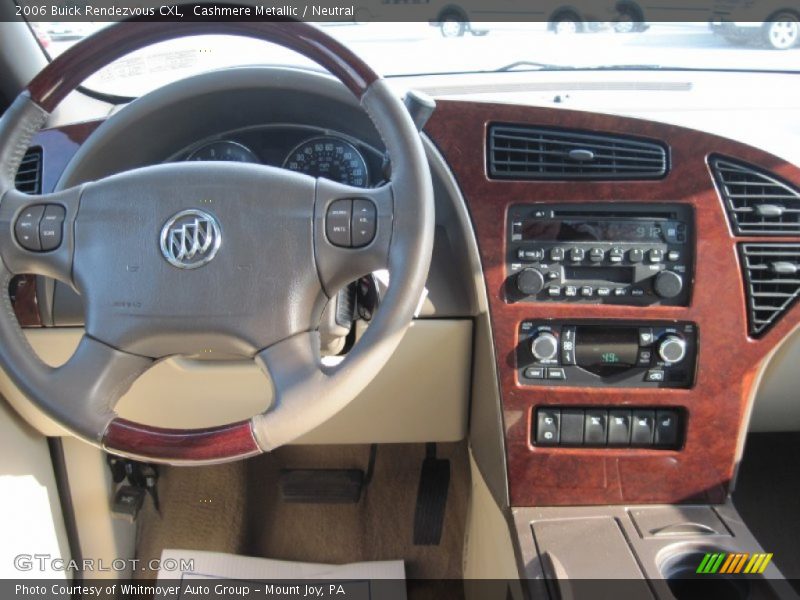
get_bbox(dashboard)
[8,66,800,510]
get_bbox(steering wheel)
[0,22,434,464]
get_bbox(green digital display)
[601,352,620,364]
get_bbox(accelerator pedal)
[413,443,451,545]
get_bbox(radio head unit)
[507,204,693,306]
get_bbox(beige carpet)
[135,442,468,588]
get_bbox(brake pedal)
[279,445,377,504]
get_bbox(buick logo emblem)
[160,209,221,269]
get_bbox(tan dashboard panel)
[0,320,470,444]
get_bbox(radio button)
[609,247,625,263]
[639,328,654,346]
[597,287,611,297]
[581,286,593,297]
[547,286,561,297]
[550,247,565,262]
[628,248,644,263]
[589,247,605,262]
[631,288,645,297]
[648,248,664,263]
[516,268,546,295]
[562,327,576,343]
[547,368,566,380]
[667,250,680,262]
[654,270,684,299]
[517,248,544,261]
[569,247,585,262]
[614,287,627,296]
[646,369,666,382]
[565,286,578,297]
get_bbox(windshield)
[30,20,800,97]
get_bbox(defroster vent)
[488,124,668,180]
[739,244,800,336]
[14,147,43,195]
[711,156,800,235]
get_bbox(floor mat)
[733,432,800,585]
[135,442,468,588]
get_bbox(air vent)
[14,147,43,194]
[711,156,800,235]
[739,244,800,336]
[488,124,668,180]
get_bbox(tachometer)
[283,136,369,187]
[187,140,259,163]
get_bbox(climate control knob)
[658,335,687,365]
[516,268,545,296]
[654,270,683,299]
[531,332,559,362]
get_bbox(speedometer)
[187,140,259,163]
[283,136,369,187]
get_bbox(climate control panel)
[518,320,697,388]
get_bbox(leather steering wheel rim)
[0,21,434,464]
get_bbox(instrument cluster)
[176,125,383,188]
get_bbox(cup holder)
[660,549,752,600]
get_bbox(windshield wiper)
[493,61,577,72]
[493,61,668,73]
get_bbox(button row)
[546,285,647,298]
[524,367,565,380]
[535,407,681,448]
[517,246,679,264]
[325,198,377,248]
[14,204,66,252]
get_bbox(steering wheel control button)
[535,409,561,445]
[39,204,66,251]
[325,199,352,247]
[351,199,377,247]
[160,209,221,269]
[15,205,45,251]
[631,410,656,445]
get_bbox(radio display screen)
[521,219,668,242]
[575,326,639,374]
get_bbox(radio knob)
[654,270,683,299]
[516,268,545,296]
[658,335,687,365]
[531,332,559,362]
